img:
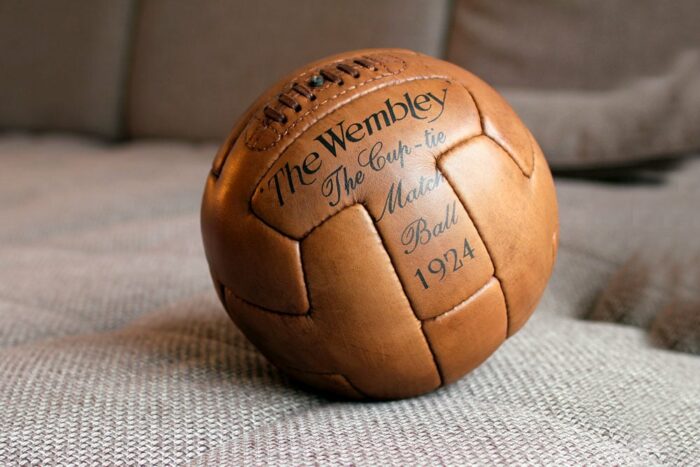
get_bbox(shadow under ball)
[201,49,559,400]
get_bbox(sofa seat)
[0,134,697,465]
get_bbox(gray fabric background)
[126,0,451,141]
[1,135,697,465]
[0,0,451,142]
[0,0,134,138]
[3,0,699,168]
[448,0,700,168]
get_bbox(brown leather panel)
[438,135,558,335]
[201,174,309,314]
[423,278,507,384]
[300,205,441,398]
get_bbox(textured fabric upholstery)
[1,2,698,463]
[549,159,700,354]
[126,0,452,141]
[0,135,697,464]
[448,0,700,168]
[0,0,135,138]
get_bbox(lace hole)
[309,75,324,87]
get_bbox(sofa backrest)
[0,0,134,138]
[447,0,700,168]
[0,0,452,141]
[4,0,698,168]
[126,0,452,141]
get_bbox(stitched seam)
[226,203,367,315]
[221,280,311,318]
[210,133,239,179]
[297,240,314,315]
[211,106,259,179]
[428,83,511,337]
[357,203,444,388]
[460,84,533,179]
[249,204,299,241]
[483,131,533,180]
[421,276,497,322]
[437,162,511,338]
[217,278,368,398]
[278,365,369,399]
[235,179,504,348]
[245,55,408,151]
[528,126,538,175]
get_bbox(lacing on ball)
[278,93,301,112]
[263,106,287,124]
[262,56,382,126]
[336,63,360,78]
[292,82,316,100]
[353,57,379,71]
[320,68,343,85]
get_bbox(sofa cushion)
[126,0,451,141]
[448,0,700,168]
[549,156,700,355]
[0,0,134,138]
[0,135,698,464]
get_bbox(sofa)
[1,1,698,464]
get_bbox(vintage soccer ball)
[201,49,558,399]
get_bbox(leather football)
[201,48,559,400]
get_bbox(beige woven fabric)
[448,0,700,168]
[0,135,698,465]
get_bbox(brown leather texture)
[201,48,559,400]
